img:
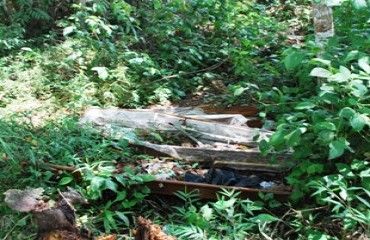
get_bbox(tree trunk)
[312,4,334,46]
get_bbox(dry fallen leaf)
[95,234,117,240]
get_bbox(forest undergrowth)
[0,0,369,239]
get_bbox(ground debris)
[80,107,288,172]
[134,217,176,240]
[37,230,82,240]
[95,234,117,240]
[4,188,45,212]
[4,187,89,240]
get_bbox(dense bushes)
[0,0,369,239]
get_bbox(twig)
[259,222,274,240]
[154,58,229,82]
[57,189,75,211]
[41,162,77,172]
[292,206,327,213]
[270,208,294,237]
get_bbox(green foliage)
[0,116,155,236]
[167,189,279,239]
[1,0,370,238]
[260,59,370,200]
[252,3,370,238]
[0,24,26,53]
[56,0,286,107]
[310,159,370,235]
[0,0,74,35]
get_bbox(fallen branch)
[41,162,77,172]
[153,58,229,82]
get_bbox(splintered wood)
[80,107,289,172]
[134,217,176,240]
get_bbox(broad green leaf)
[339,107,356,119]
[115,191,127,202]
[122,199,138,208]
[295,102,316,110]
[214,198,236,210]
[310,67,332,78]
[234,87,246,96]
[344,50,359,62]
[153,0,162,9]
[307,164,324,174]
[114,174,126,186]
[359,107,370,115]
[330,73,349,83]
[116,211,130,226]
[320,84,334,93]
[339,188,347,200]
[318,130,335,144]
[358,57,370,74]
[310,58,331,66]
[105,179,118,192]
[269,130,288,147]
[200,204,213,221]
[329,138,349,160]
[134,192,146,199]
[350,114,368,131]
[327,66,351,83]
[63,26,75,36]
[339,66,351,77]
[285,128,306,147]
[343,217,357,230]
[250,213,279,223]
[359,168,370,178]
[284,50,306,71]
[90,176,105,192]
[315,122,336,131]
[336,163,355,178]
[268,199,282,208]
[351,81,368,97]
[59,176,73,185]
[139,174,156,182]
[259,139,270,153]
[350,159,367,170]
[92,67,109,80]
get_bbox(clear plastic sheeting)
[80,107,287,171]
[80,107,272,145]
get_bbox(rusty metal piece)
[198,105,259,116]
[146,179,291,201]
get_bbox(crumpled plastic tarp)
[80,107,287,171]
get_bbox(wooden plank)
[146,179,291,201]
[138,142,290,172]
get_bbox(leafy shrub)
[310,159,370,237]
[0,24,26,54]
[0,116,154,235]
[260,57,370,199]
[167,189,279,239]
[58,0,286,107]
